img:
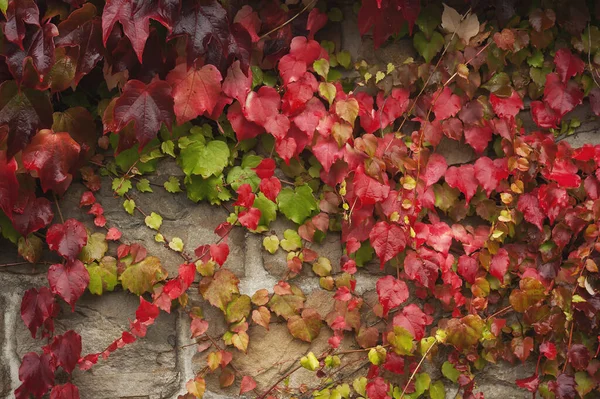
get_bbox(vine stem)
[258,363,302,399]
[399,342,436,399]
[486,305,513,321]
[259,0,317,40]
[53,192,64,223]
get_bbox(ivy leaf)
[0,152,18,218]
[240,376,257,395]
[225,294,251,323]
[52,107,96,158]
[259,177,281,203]
[392,303,430,340]
[101,0,176,62]
[445,165,478,203]
[365,377,390,399]
[112,79,174,149]
[185,175,232,205]
[490,248,510,281]
[376,275,409,315]
[441,361,460,382]
[47,260,90,309]
[530,101,559,129]
[0,80,53,158]
[554,48,584,84]
[222,60,251,104]
[277,184,318,224]
[166,63,223,125]
[422,153,447,187]
[441,5,479,43]
[186,376,206,398]
[87,257,118,295]
[47,330,81,374]
[413,31,444,63]
[268,285,305,320]
[353,170,390,205]
[22,129,81,195]
[516,374,540,393]
[287,308,322,342]
[198,269,240,312]
[14,352,55,399]
[370,221,406,269]
[4,0,40,49]
[49,383,80,399]
[144,212,163,230]
[555,373,576,399]
[517,192,545,231]
[79,232,108,263]
[251,306,271,330]
[136,178,152,193]
[238,207,261,230]
[433,87,461,120]
[46,219,88,261]
[179,140,230,178]
[20,286,59,338]
[543,73,583,118]
[358,0,420,48]
[11,193,54,237]
[120,256,166,295]
[164,176,182,193]
[567,344,590,371]
[490,91,524,118]
[474,157,508,196]
[446,314,484,351]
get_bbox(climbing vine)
[2,0,600,398]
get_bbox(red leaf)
[353,170,390,205]
[538,184,568,225]
[222,60,251,104]
[234,184,255,208]
[21,287,59,338]
[422,153,447,187]
[234,6,261,43]
[259,177,282,202]
[227,101,263,141]
[240,376,257,395]
[106,227,122,241]
[102,0,175,62]
[191,318,209,338]
[490,248,510,280]
[0,151,18,218]
[358,0,418,48]
[47,330,82,373]
[4,0,40,49]
[543,73,583,118]
[14,352,55,399]
[11,193,54,237]
[590,87,600,116]
[383,352,404,374]
[427,222,453,255]
[47,260,89,310]
[22,129,81,195]
[464,124,493,154]
[369,221,406,268]
[253,158,276,179]
[392,303,431,340]
[313,135,345,173]
[210,243,229,266]
[238,207,261,230]
[517,192,545,231]
[50,383,80,399]
[554,48,584,84]
[376,275,409,315]
[567,344,590,370]
[244,86,281,126]
[0,80,53,158]
[366,377,390,399]
[306,8,328,39]
[112,79,174,149]
[545,158,581,188]
[445,165,478,203]
[136,296,159,323]
[490,91,524,118]
[457,255,478,284]
[531,100,559,128]
[433,87,461,120]
[516,374,540,393]
[474,157,508,196]
[46,219,88,260]
[540,341,557,359]
[166,63,223,125]
[79,191,96,207]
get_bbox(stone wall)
[2,5,600,399]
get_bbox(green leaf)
[87,257,118,295]
[416,6,441,38]
[185,175,232,205]
[112,178,132,196]
[575,371,595,397]
[123,199,135,215]
[481,72,512,97]
[226,166,260,191]
[336,51,352,69]
[527,50,544,67]
[441,361,460,383]
[280,229,302,251]
[198,269,240,312]
[169,237,184,252]
[79,233,108,263]
[161,140,176,157]
[253,193,277,230]
[328,7,343,22]
[241,154,263,168]
[145,212,163,230]
[277,184,318,224]
[136,178,153,193]
[120,256,167,295]
[263,235,279,254]
[0,210,20,243]
[429,381,445,399]
[352,377,367,396]
[388,326,414,355]
[312,257,332,277]
[164,176,182,193]
[251,66,263,89]
[300,352,319,371]
[368,346,386,365]
[225,294,251,323]
[413,31,444,63]
[313,59,330,79]
[0,0,8,15]
[268,285,305,320]
[179,140,230,178]
[319,82,337,105]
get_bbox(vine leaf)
[47,260,90,309]
[0,80,53,159]
[441,4,479,43]
[20,286,59,338]
[445,164,478,203]
[198,269,240,312]
[46,330,82,374]
[358,0,420,48]
[276,184,318,225]
[46,219,88,261]
[489,248,510,281]
[543,73,583,118]
[14,352,55,399]
[120,256,167,295]
[4,0,40,49]
[22,129,81,195]
[376,275,409,315]
[11,192,54,237]
[112,79,174,149]
[166,63,223,125]
[553,48,584,84]
[239,376,257,395]
[365,377,390,399]
[49,383,80,399]
[0,151,18,218]
[369,221,406,269]
[287,308,322,342]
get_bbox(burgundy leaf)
[47,260,90,309]
[50,383,80,399]
[46,219,88,260]
[14,352,55,399]
[47,330,82,373]
[20,286,59,338]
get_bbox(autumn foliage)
[2,0,600,398]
